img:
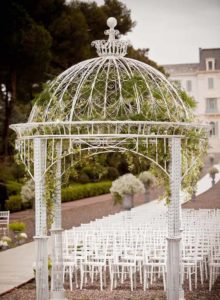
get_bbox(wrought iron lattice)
[12,120,208,181]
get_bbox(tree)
[127,47,166,74]
[0,1,52,155]
[49,5,90,72]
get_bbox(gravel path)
[1,275,220,300]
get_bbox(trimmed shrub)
[22,200,32,210]
[77,173,90,184]
[107,167,120,180]
[0,161,25,182]
[83,166,100,182]
[5,195,22,212]
[9,221,26,233]
[62,181,111,202]
[5,181,112,212]
[6,181,22,196]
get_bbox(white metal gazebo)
[10,17,208,300]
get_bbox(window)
[210,121,218,137]
[206,98,218,113]
[208,78,214,89]
[186,80,192,92]
[206,58,215,71]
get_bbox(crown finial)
[91,17,128,57]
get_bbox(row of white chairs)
[61,207,220,292]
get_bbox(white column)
[167,137,184,300]
[34,138,49,300]
[50,142,66,299]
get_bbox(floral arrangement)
[1,236,12,244]
[139,171,156,187]
[18,232,28,239]
[0,236,12,250]
[209,166,219,187]
[110,173,144,203]
[209,166,219,177]
[0,240,8,249]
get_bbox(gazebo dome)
[29,18,192,124]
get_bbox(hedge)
[5,181,112,212]
[5,195,22,212]
[6,181,22,196]
[62,181,112,202]
[5,194,32,212]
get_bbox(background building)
[164,48,220,154]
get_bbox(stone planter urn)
[209,166,219,187]
[144,184,151,203]
[191,190,196,201]
[139,171,156,204]
[123,194,134,210]
[211,174,216,187]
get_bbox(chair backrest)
[0,211,10,235]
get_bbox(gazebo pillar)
[167,137,184,300]
[34,138,49,300]
[50,141,66,299]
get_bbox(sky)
[81,0,220,65]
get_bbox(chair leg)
[75,267,78,288]
[130,268,133,291]
[100,267,103,291]
[121,266,124,284]
[139,262,142,284]
[143,268,146,291]
[150,266,153,284]
[110,267,114,291]
[69,266,73,291]
[200,261,204,285]
[91,265,94,283]
[204,259,208,280]
[162,267,166,291]
[209,266,212,291]
[134,268,137,289]
[104,268,107,287]
[80,265,84,290]
[114,267,118,289]
[188,266,192,292]
[195,265,198,289]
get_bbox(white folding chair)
[0,211,10,236]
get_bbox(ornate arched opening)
[10,18,208,300]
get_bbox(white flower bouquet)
[139,171,156,187]
[18,232,28,239]
[110,173,144,203]
[1,236,12,244]
[0,240,8,249]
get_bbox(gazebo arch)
[10,17,208,300]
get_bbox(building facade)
[164,48,220,153]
